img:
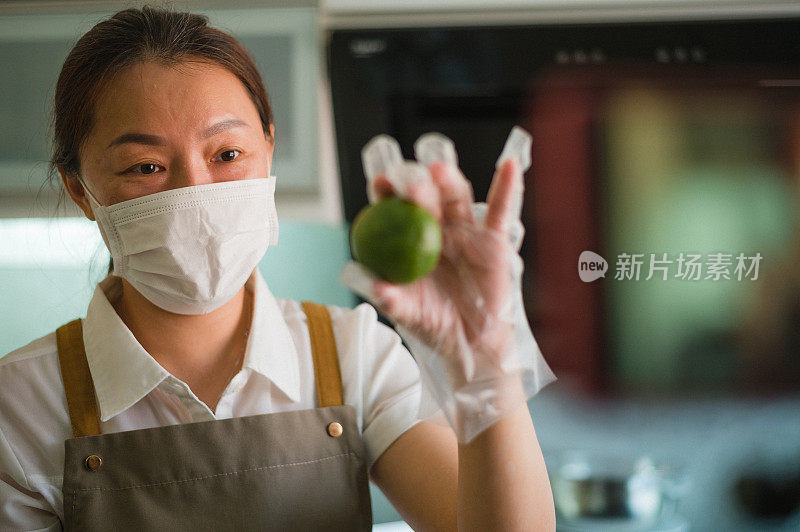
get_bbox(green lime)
[350,197,442,284]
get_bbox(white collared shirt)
[0,270,424,531]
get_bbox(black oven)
[328,14,800,396]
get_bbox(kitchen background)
[2,0,800,530]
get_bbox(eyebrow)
[200,118,250,139]
[106,118,251,149]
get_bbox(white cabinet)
[202,7,320,193]
[0,6,321,216]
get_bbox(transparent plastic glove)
[341,127,556,443]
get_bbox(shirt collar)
[83,269,301,422]
[83,275,169,422]
[241,270,301,403]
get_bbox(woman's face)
[65,59,274,215]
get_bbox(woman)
[0,5,555,530]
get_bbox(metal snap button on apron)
[327,421,343,437]
[84,454,102,471]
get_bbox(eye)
[125,162,164,175]
[216,149,241,162]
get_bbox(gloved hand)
[341,127,556,443]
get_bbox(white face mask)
[80,176,278,315]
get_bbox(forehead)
[90,60,259,140]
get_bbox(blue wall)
[0,220,355,356]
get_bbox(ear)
[58,167,95,221]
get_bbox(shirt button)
[84,455,102,471]
[327,422,343,438]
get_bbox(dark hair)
[50,4,273,182]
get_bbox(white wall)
[322,0,800,27]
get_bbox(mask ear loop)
[75,175,103,210]
[74,175,120,276]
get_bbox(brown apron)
[55,301,373,531]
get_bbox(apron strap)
[56,319,101,438]
[301,301,344,408]
[56,301,345,438]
